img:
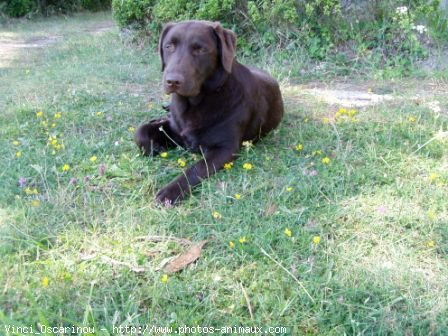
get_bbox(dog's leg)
[156,146,237,204]
[135,118,182,156]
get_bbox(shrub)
[111,0,447,71]
[1,0,111,17]
[4,0,36,17]
[111,0,155,27]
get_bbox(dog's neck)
[202,64,230,94]
[171,93,203,113]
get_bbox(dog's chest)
[170,93,232,151]
[170,108,206,152]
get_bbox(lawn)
[1,12,447,335]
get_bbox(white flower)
[413,25,427,34]
[427,101,441,113]
[396,6,408,15]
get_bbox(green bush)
[1,0,111,17]
[111,0,155,27]
[111,0,447,71]
[4,0,36,17]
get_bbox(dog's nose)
[165,74,184,88]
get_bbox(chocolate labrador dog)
[135,20,284,204]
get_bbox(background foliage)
[2,0,446,74]
[1,0,110,17]
[110,0,447,74]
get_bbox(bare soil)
[0,20,114,67]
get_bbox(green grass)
[1,12,448,335]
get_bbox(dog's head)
[159,20,236,97]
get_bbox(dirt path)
[0,19,115,67]
[283,78,448,115]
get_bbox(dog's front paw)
[156,183,185,206]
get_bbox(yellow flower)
[239,236,247,244]
[36,111,44,117]
[160,152,168,158]
[347,109,357,117]
[41,120,48,127]
[212,211,222,219]
[128,126,135,132]
[41,276,49,287]
[294,144,304,151]
[426,240,435,248]
[15,151,22,158]
[234,193,241,200]
[89,155,97,162]
[322,117,331,124]
[177,158,186,167]
[427,210,436,220]
[54,112,62,119]
[304,118,309,123]
[62,164,70,172]
[322,157,331,165]
[25,188,39,195]
[51,123,56,128]
[229,241,235,248]
[408,116,417,122]
[51,139,58,146]
[429,173,439,182]
[12,140,20,146]
[161,274,168,283]
[313,236,321,245]
[224,162,233,170]
[243,163,253,170]
[286,186,293,192]
[338,108,347,114]
[312,150,322,156]
[284,228,292,237]
[31,199,40,207]
[96,111,104,117]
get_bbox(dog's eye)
[164,43,175,51]
[192,46,207,55]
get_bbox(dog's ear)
[211,22,236,73]
[159,23,174,72]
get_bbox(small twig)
[259,246,315,303]
[158,125,183,149]
[317,187,332,204]
[134,235,192,245]
[239,282,254,321]
[100,256,145,273]
[412,131,448,154]
[329,121,342,150]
